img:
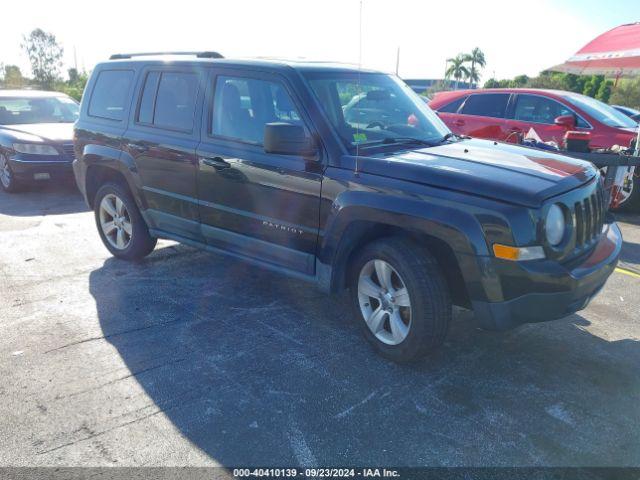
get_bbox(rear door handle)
[453,119,465,126]
[199,156,230,170]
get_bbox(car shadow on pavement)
[0,182,88,217]
[89,244,640,467]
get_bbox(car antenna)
[355,0,363,176]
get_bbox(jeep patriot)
[73,52,622,362]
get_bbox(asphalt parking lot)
[0,183,639,467]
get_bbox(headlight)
[12,143,59,155]
[545,203,566,246]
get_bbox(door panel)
[124,68,205,241]
[196,71,323,275]
[505,93,585,145]
[457,93,510,140]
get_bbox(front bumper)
[471,221,622,330]
[9,154,74,181]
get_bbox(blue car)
[0,90,79,192]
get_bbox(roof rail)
[109,51,224,60]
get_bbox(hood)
[0,123,74,143]
[354,138,597,207]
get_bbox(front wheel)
[350,237,451,363]
[0,152,22,193]
[94,182,157,260]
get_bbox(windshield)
[305,72,450,151]
[562,93,637,129]
[0,95,79,125]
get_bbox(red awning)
[550,23,640,77]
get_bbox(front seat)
[219,83,252,140]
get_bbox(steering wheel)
[366,122,385,129]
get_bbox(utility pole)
[395,47,400,75]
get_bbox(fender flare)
[82,145,145,208]
[318,190,489,292]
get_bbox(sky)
[1,0,638,82]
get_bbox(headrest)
[222,83,241,111]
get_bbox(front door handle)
[199,156,230,170]
[453,119,465,127]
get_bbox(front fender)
[319,189,489,264]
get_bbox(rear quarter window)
[88,70,134,121]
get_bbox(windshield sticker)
[353,133,367,143]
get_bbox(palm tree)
[464,47,486,88]
[445,54,469,90]
[467,65,481,86]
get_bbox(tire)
[0,152,23,193]
[612,170,640,213]
[349,237,451,363]
[94,182,157,261]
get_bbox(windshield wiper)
[379,137,439,147]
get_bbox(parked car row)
[0,54,625,362]
[428,88,640,211]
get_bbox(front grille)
[62,144,75,158]
[573,184,606,249]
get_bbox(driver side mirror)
[264,122,318,157]
[554,115,576,129]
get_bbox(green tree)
[463,47,486,88]
[21,28,64,89]
[595,79,613,103]
[582,75,604,98]
[67,67,79,84]
[512,74,529,87]
[609,78,640,109]
[445,54,469,90]
[2,65,26,88]
[483,78,500,88]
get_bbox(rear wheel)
[94,182,157,260]
[0,152,22,193]
[349,237,451,363]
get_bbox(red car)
[429,88,639,210]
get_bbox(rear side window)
[88,70,134,121]
[460,93,509,118]
[136,71,199,132]
[437,95,467,113]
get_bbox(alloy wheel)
[0,154,12,188]
[99,193,133,250]
[357,259,412,345]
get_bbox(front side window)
[562,93,637,129]
[0,96,79,125]
[460,93,509,118]
[88,70,134,121]
[211,76,306,144]
[305,72,449,151]
[513,94,574,125]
